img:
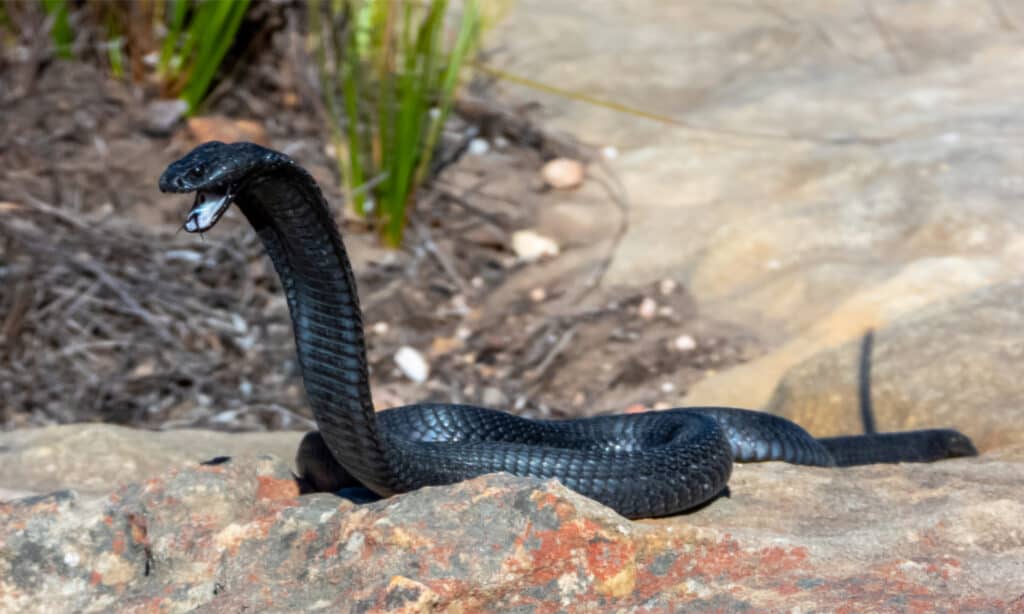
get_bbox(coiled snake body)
[160,142,977,518]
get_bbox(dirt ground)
[0,19,759,433]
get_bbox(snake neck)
[238,167,396,495]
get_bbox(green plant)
[310,0,481,247]
[41,0,74,58]
[32,0,250,115]
[157,0,251,114]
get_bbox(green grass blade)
[342,3,367,215]
[180,0,251,113]
[158,0,190,77]
[310,0,482,246]
[41,0,73,59]
[414,0,478,187]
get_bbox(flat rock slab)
[767,279,1024,451]
[0,424,302,499]
[492,0,1024,409]
[1,436,1022,612]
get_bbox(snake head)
[159,141,289,233]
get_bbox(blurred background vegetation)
[2,0,510,246]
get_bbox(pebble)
[142,99,188,136]
[601,145,619,160]
[541,158,585,189]
[371,322,390,335]
[482,387,509,407]
[658,279,677,295]
[638,297,658,319]
[529,287,547,302]
[394,346,430,384]
[673,334,698,352]
[467,138,490,155]
[512,230,560,261]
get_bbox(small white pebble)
[541,158,585,189]
[601,146,619,160]
[638,297,658,319]
[660,382,676,393]
[394,346,429,384]
[765,259,782,270]
[494,135,509,148]
[455,326,472,340]
[673,334,697,352]
[467,138,490,155]
[512,230,560,261]
[371,322,390,335]
[658,279,677,295]
[529,287,547,302]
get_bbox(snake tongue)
[184,190,231,233]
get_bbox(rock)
[493,0,1024,414]
[672,334,697,352]
[394,346,430,384]
[534,184,623,249]
[511,229,560,261]
[0,424,302,500]
[637,296,658,319]
[467,137,490,155]
[541,157,585,189]
[766,279,1024,452]
[684,256,1007,409]
[141,99,188,136]
[186,116,269,146]
[481,386,508,407]
[1,445,1022,611]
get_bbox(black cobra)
[159,142,977,519]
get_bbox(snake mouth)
[184,189,232,233]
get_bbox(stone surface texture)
[0,424,301,500]
[3,451,1023,613]
[489,0,1024,412]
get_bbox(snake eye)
[187,166,205,180]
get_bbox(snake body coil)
[160,142,977,518]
